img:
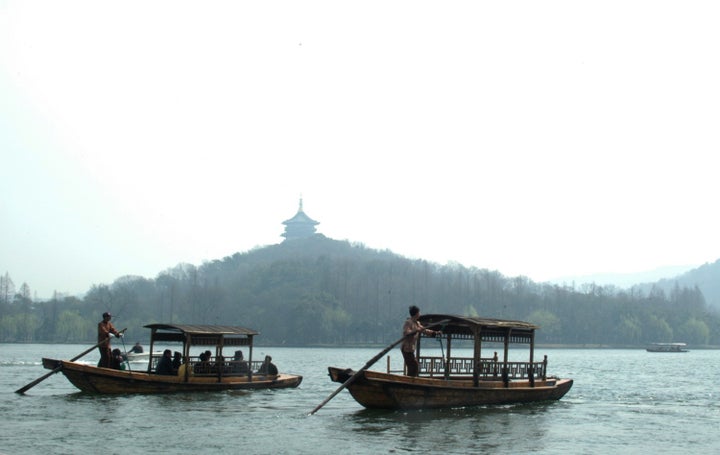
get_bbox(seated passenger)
[257,355,278,375]
[156,349,174,375]
[110,348,125,370]
[172,351,182,371]
[212,355,226,374]
[178,358,193,377]
[129,342,144,354]
[194,352,210,374]
[232,350,249,374]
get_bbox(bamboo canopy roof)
[419,314,538,343]
[144,324,259,336]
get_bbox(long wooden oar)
[15,328,127,394]
[309,319,449,415]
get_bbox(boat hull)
[646,349,688,352]
[44,358,302,394]
[328,366,573,410]
[646,343,688,352]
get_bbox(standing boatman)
[401,305,439,377]
[97,312,122,368]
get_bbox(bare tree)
[0,272,15,306]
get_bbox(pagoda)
[281,198,320,241]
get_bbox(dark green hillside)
[1,236,719,346]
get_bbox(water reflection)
[340,402,555,453]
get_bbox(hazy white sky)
[2,1,719,298]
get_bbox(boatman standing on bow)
[97,312,122,368]
[401,305,439,377]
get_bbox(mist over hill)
[557,260,720,311]
[631,259,720,310]
[548,261,720,311]
[548,265,697,289]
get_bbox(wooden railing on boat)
[387,355,548,381]
[146,356,266,377]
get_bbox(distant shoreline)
[3,341,719,350]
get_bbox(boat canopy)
[144,324,258,347]
[419,314,538,344]
[144,324,259,336]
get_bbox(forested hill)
[633,259,720,310]
[1,235,719,346]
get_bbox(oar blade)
[15,368,61,394]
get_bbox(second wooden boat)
[328,314,572,409]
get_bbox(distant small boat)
[124,351,163,362]
[646,342,688,353]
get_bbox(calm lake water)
[1,343,718,454]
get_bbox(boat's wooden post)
[248,334,254,382]
[444,334,451,380]
[543,355,547,380]
[181,337,189,382]
[386,355,390,373]
[502,328,511,388]
[529,330,535,365]
[473,327,480,387]
[187,333,194,378]
[217,334,224,382]
[148,327,157,373]
[529,330,535,387]
[528,366,535,387]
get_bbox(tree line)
[2,236,718,346]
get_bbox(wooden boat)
[646,342,688,353]
[328,314,573,410]
[42,324,302,393]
